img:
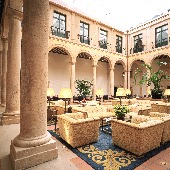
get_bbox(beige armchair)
[58,112,100,148]
[149,112,170,144]
[110,117,164,156]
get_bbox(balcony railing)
[155,40,168,48]
[51,26,70,39]
[133,46,144,53]
[99,40,107,49]
[78,34,90,45]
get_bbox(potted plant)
[75,79,93,100]
[134,61,170,99]
[113,104,129,120]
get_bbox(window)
[79,21,90,45]
[51,11,66,38]
[133,34,143,53]
[155,24,168,48]
[116,35,122,53]
[99,29,107,49]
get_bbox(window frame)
[116,35,122,53]
[79,21,90,45]
[99,29,107,49]
[155,24,168,48]
[51,11,66,38]
[133,33,143,53]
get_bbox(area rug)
[48,127,170,170]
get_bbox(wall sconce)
[116,88,126,105]
[122,72,125,77]
[164,89,170,102]
[47,88,55,110]
[59,88,72,113]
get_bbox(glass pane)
[80,22,83,27]
[139,34,142,38]
[60,15,65,21]
[162,25,168,31]
[156,27,161,33]
[162,31,168,39]
[80,29,83,35]
[53,12,59,18]
[53,20,59,27]
[84,29,88,36]
[84,24,88,29]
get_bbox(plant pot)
[151,89,163,99]
[117,115,125,121]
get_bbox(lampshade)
[47,88,55,97]
[147,90,151,95]
[116,88,126,97]
[164,89,170,96]
[59,88,72,98]
[96,89,104,96]
[126,89,131,95]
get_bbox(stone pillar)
[93,64,97,101]
[146,69,151,96]
[0,50,2,103]
[110,68,114,96]
[123,70,127,89]
[10,1,58,170]
[70,61,75,101]
[127,71,131,90]
[1,37,8,107]
[2,8,22,125]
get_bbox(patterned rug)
[48,127,170,170]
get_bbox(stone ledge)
[1,115,20,125]
[10,139,58,170]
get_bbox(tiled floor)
[0,108,170,170]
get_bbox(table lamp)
[116,88,126,105]
[164,89,170,102]
[59,88,72,113]
[47,88,55,110]
[96,88,104,103]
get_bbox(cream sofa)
[72,105,115,119]
[58,112,100,148]
[110,116,164,156]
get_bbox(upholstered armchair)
[149,112,170,144]
[110,117,164,156]
[58,112,100,148]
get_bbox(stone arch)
[129,58,147,70]
[150,53,170,65]
[48,44,72,58]
[97,56,112,68]
[113,59,126,71]
[76,50,94,61]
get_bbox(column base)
[1,115,20,125]
[10,138,58,170]
[1,104,5,107]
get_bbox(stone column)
[110,68,114,96]
[0,50,2,103]
[127,71,131,90]
[2,8,22,125]
[10,1,58,170]
[70,61,75,101]
[93,64,97,101]
[146,69,151,96]
[123,70,127,89]
[1,37,8,107]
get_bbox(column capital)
[70,61,76,65]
